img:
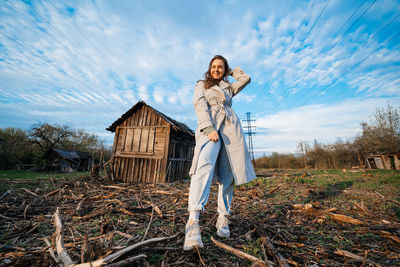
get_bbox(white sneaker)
[216,216,230,238]
[184,219,204,250]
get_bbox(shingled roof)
[51,149,92,161]
[106,101,194,136]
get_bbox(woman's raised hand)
[208,131,219,142]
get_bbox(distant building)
[106,101,195,183]
[45,149,93,172]
[365,152,400,170]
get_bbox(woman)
[184,55,256,250]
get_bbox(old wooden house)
[365,152,400,170]
[106,101,195,183]
[45,149,93,172]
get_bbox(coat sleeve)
[193,81,214,131]
[230,66,251,96]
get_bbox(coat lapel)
[209,80,230,100]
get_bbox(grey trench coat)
[189,67,256,185]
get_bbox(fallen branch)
[380,232,400,245]
[90,193,117,200]
[45,188,61,197]
[43,237,58,264]
[335,249,381,267]
[152,190,174,195]
[21,187,40,197]
[105,254,147,267]
[54,208,74,266]
[142,206,155,241]
[118,207,135,217]
[211,237,272,267]
[0,214,16,221]
[267,186,279,195]
[67,234,179,267]
[72,205,112,220]
[106,198,127,208]
[113,230,134,240]
[195,246,205,266]
[153,205,163,218]
[260,237,289,267]
[292,204,364,225]
[75,196,88,217]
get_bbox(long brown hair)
[203,55,230,89]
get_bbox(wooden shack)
[365,152,400,170]
[106,101,195,183]
[45,149,93,172]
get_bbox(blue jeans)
[188,137,234,216]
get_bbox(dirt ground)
[0,169,399,266]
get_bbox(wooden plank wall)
[165,134,195,182]
[111,105,170,183]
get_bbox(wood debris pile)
[0,172,399,266]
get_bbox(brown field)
[0,169,399,266]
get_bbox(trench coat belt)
[210,103,235,124]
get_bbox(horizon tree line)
[255,104,400,169]
[0,122,111,170]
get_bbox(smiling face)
[210,59,226,80]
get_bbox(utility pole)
[243,112,256,164]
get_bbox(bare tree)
[354,104,400,155]
[297,141,310,169]
[29,122,73,158]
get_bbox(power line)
[287,12,399,103]
[292,31,400,108]
[6,1,121,91]
[0,29,113,106]
[323,0,377,55]
[320,1,366,53]
[263,0,379,114]
[290,0,378,89]
[255,2,315,97]
[294,0,330,54]
[286,14,400,109]
[254,0,330,114]
[46,0,113,68]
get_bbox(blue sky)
[1,0,399,156]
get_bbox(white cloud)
[234,93,256,103]
[1,0,399,153]
[138,85,149,101]
[152,87,165,104]
[254,97,400,155]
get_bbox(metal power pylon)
[243,112,256,163]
